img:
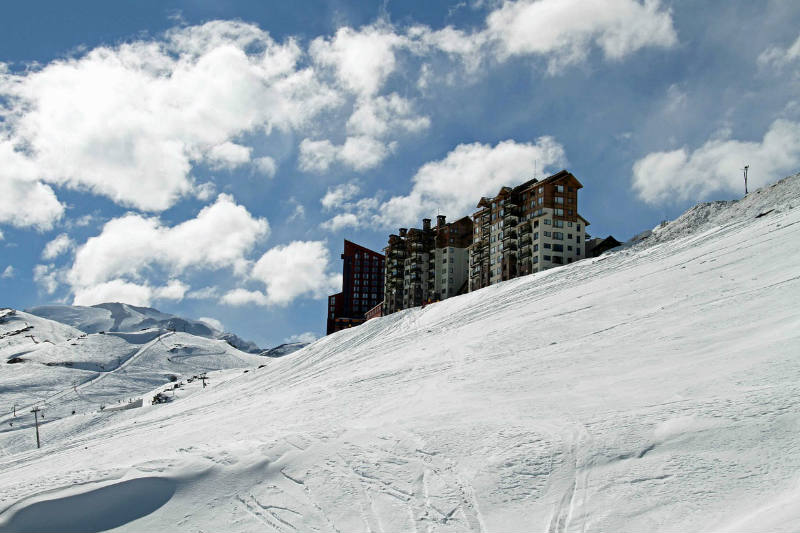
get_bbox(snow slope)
[1,175,799,532]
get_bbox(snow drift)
[1,174,799,532]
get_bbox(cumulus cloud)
[310,24,407,96]
[346,93,430,138]
[206,142,252,170]
[33,264,59,294]
[253,156,278,178]
[758,34,800,70]
[67,193,268,301]
[198,316,224,332]
[0,229,4,240]
[298,136,390,172]
[321,182,360,210]
[186,286,220,300]
[220,288,269,306]
[320,213,360,232]
[632,119,800,204]
[0,141,64,230]
[249,241,341,306]
[42,233,75,260]
[1,265,14,279]
[285,331,317,344]
[375,138,567,227]
[485,0,677,73]
[0,20,339,227]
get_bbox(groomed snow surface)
[1,175,799,532]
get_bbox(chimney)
[399,228,407,237]
[436,215,446,227]
[422,218,431,231]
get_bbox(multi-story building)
[469,170,589,291]
[326,240,385,335]
[383,215,473,314]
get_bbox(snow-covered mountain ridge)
[27,302,262,353]
[1,174,799,532]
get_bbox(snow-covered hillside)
[0,310,266,446]
[1,175,799,532]
[28,302,262,353]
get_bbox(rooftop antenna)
[742,164,749,195]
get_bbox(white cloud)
[485,0,678,73]
[299,136,390,172]
[0,20,340,223]
[339,136,392,171]
[298,138,338,172]
[0,140,64,230]
[67,193,268,301]
[193,181,217,201]
[220,288,269,306]
[198,316,224,332]
[1,265,14,279]
[320,213,360,232]
[0,229,4,240]
[33,264,59,293]
[632,119,800,204]
[321,182,360,210]
[206,142,252,170]
[186,286,220,300]
[285,331,317,344]
[375,138,567,227]
[310,24,407,96]
[71,278,190,306]
[72,279,154,306]
[346,93,430,138]
[42,233,75,260]
[250,241,341,306]
[758,34,800,70]
[154,279,189,301]
[253,156,277,178]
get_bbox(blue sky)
[1,0,799,347]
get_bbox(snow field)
[0,175,799,532]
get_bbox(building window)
[553,232,563,240]
[553,244,563,252]
[568,222,573,227]
[533,256,539,263]
[554,208,564,216]
[557,185,564,192]
[538,197,544,205]
[533,244,538,252]
[538,186,543,194]
[544,231,551,237]
[543,255,551,261]
[577,224,581,231]
[568,233,572,239]
[544,219,551,225]
[554,220,564,228]
[576,236,581,243]
[533,232,539,240]
[555,196,564,204]
[567,246,572,251]
[544,243,551,249]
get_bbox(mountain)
[1,174,799,532]
[28,302,263,353]
[260,341,310,358]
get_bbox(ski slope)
[1,175,799,532]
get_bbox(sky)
[1,0,799,348]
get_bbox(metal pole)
[743,165,749,195]
[31,407,41,448]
